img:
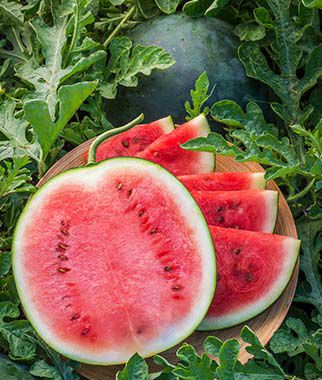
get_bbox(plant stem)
[103,6,136,48]
[287,178,316,202]
[87,113,144,164]
[64,4,79,67]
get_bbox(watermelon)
[137,114,214,175]
[192,190,278,233]
[199,226,300,330]
[87,116,174,162]
[179,172,266,192]
[13,157,216,364]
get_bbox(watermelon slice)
[199,226,300,330]
[13,158,215,365]
[179,172,266,191]
[137,114,215,175]
[192,190,278,232]
[89,116,174,162]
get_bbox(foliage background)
[0,0,321,379]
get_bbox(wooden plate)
[39,140,299,380]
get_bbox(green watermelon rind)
[12,157,216,365]
[197,236,300,331]
[158,115,175,133]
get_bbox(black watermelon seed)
[217,274,221,281]
[171,285,183,292]
[58,254,68,261]
[137,328,143,334]
[81,327,90,336]
[245,272,253,282]
[71,313,80,321]
[217,206,223,212]
[127,189,132,197]
[233,248,241,255]
[138,209,145,217]
[217,216,224,223]
[122,139,129,148]
[150,229,158,234]
[58,267,70,273]
[164,266,172,272]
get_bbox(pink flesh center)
[193,190,271,232]
[22,170,202,353]
[179,173,255,191]
[208,227,287,317]
[138,122,207,175]
[95,121,167,162]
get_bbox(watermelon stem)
[87,113,144,164]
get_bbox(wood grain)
[39,139,299,380]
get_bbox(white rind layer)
[250,173,266,190]
[158,115,175,133]
[13,157,216,365]
[198,236,300,331]
[262,190,279,233]
[189,114,215,172]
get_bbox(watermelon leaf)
[295,220,322,311]
[154,0,180,14]
[183,0,232,17]
[116,353,149,380]
[0,355,35,380]
[101,36,175,99]
[185,72,215,121]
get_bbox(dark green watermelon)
[107,13,269,125]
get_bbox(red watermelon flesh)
[199,226,300,330]
[13,158,215,364]
[192,190,278,233]
[137,114,214,175]
[179,172,266,191]
[87,116,174,162]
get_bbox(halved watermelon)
[13,158,215,365]
[179,172,266,191]
[137,114,214,175]
[192,190,278,232]
[199,226,300,330]
[88,116,174,162]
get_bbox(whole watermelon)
[107,13,268,125]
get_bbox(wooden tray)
[39,140,299,380]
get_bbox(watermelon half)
[13,158,216,364]
[179,172,266,191]
[199,226,300,330]
[192,190,278,232]
[137,114,214,175]
[87,116,174,162]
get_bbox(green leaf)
[183,0,232,17]
[30,360,62,379]
[0,355,35,380]
[116,353,149,380]
[24,81,97,158]
[155,0,180,14]
[235,23,266,41]
[295,220,322,310]
[0,1,24,25]
[216,339,239,379]
[302,0,322,8]
[0,101,42,163]
[0,157,34,198]
[137,0,160,19]
[184,72,214,120]
[104,36,175,99]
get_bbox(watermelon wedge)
[88,116,174,162]
[179,172,266,191]
[13,158,215,365]
[137,114,215,175]
[192,190,278,232]
[199,226,300,330]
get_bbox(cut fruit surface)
[13,158,216,365]
[179,172,266,192]
[199,226,300,330]
[192,190,278,233]
[137,114,214,175]
[87,116,174,162]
